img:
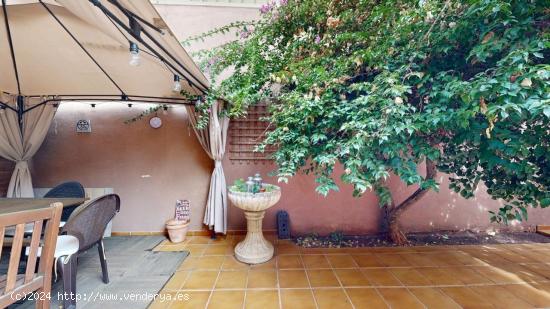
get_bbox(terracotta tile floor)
[150,235,550,308]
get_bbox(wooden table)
[0,198,87,215]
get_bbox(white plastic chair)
[26,235,79,309]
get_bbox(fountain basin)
[228,185,281,264]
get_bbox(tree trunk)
[388,213,408,245]
[384,159,437,245]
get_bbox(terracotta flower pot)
[166,219,189,243]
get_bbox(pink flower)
[279,0,287,5]
[240,29,250,39]
[315,35,321,44]
[260,3,272,14]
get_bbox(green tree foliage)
[190,0,549,242]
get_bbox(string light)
[129,42,140,66]
[172,75,182,92]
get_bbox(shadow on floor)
[11,236,188,309]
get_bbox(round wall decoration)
[149,116,162,129]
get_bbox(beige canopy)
[1,0,209,102]
[0,0,213,198]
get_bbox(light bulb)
[129,42,140,67]
[172,75,182,92]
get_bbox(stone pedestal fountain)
[228,184,281,264]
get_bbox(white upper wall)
[154,3,259,53]
[151,0,266,8]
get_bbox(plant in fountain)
[231,178,248,192]
[231,178,278,194]
[190,0,550,244]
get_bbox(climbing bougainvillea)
[188,0,550,243]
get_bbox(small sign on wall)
[76,119,91,133]
[175,200,190,222]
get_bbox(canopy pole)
[104,14,182,80]
[107,0,210,92]
[89,0,208,94]
[108,1,163,34]
[2,0,22,95]
[16,95,24,132]
[0,101,17,113]
[39,0,126,97]
[23,96,195,114]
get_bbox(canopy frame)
[0,93,196,128]
[1,0,208,129]
[1,1,20,97]
[96,0,209,93]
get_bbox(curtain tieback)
[214,160,222,168]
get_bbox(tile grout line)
[276,251,282,309]
[161,246,194,309]
[438,287,465,309]
[171,270,194,309]
[204,242,222,309]
[345,255,361,309]
[157,240,195,309]
[404,285,428,309]
[332,254,357,309]
[169,279,550,292]
[299,253,319,309]
[242,267,250,309]
[372,287,392,308]
[153,238,550,308]
[380,264,418,308]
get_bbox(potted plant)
[166,200,190,243]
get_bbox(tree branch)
[390,159,437,218]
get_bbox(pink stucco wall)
[31,103,549,234]
[32,103,213,232]
[29,4,549,235]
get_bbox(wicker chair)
[43,181,85,222]
[61,194,120,285]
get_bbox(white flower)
[394,97,404,104]
[425,11,434,22]
[520,78,532,88]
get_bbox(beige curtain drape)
[186,100,229,234]
[0,93,57,197]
